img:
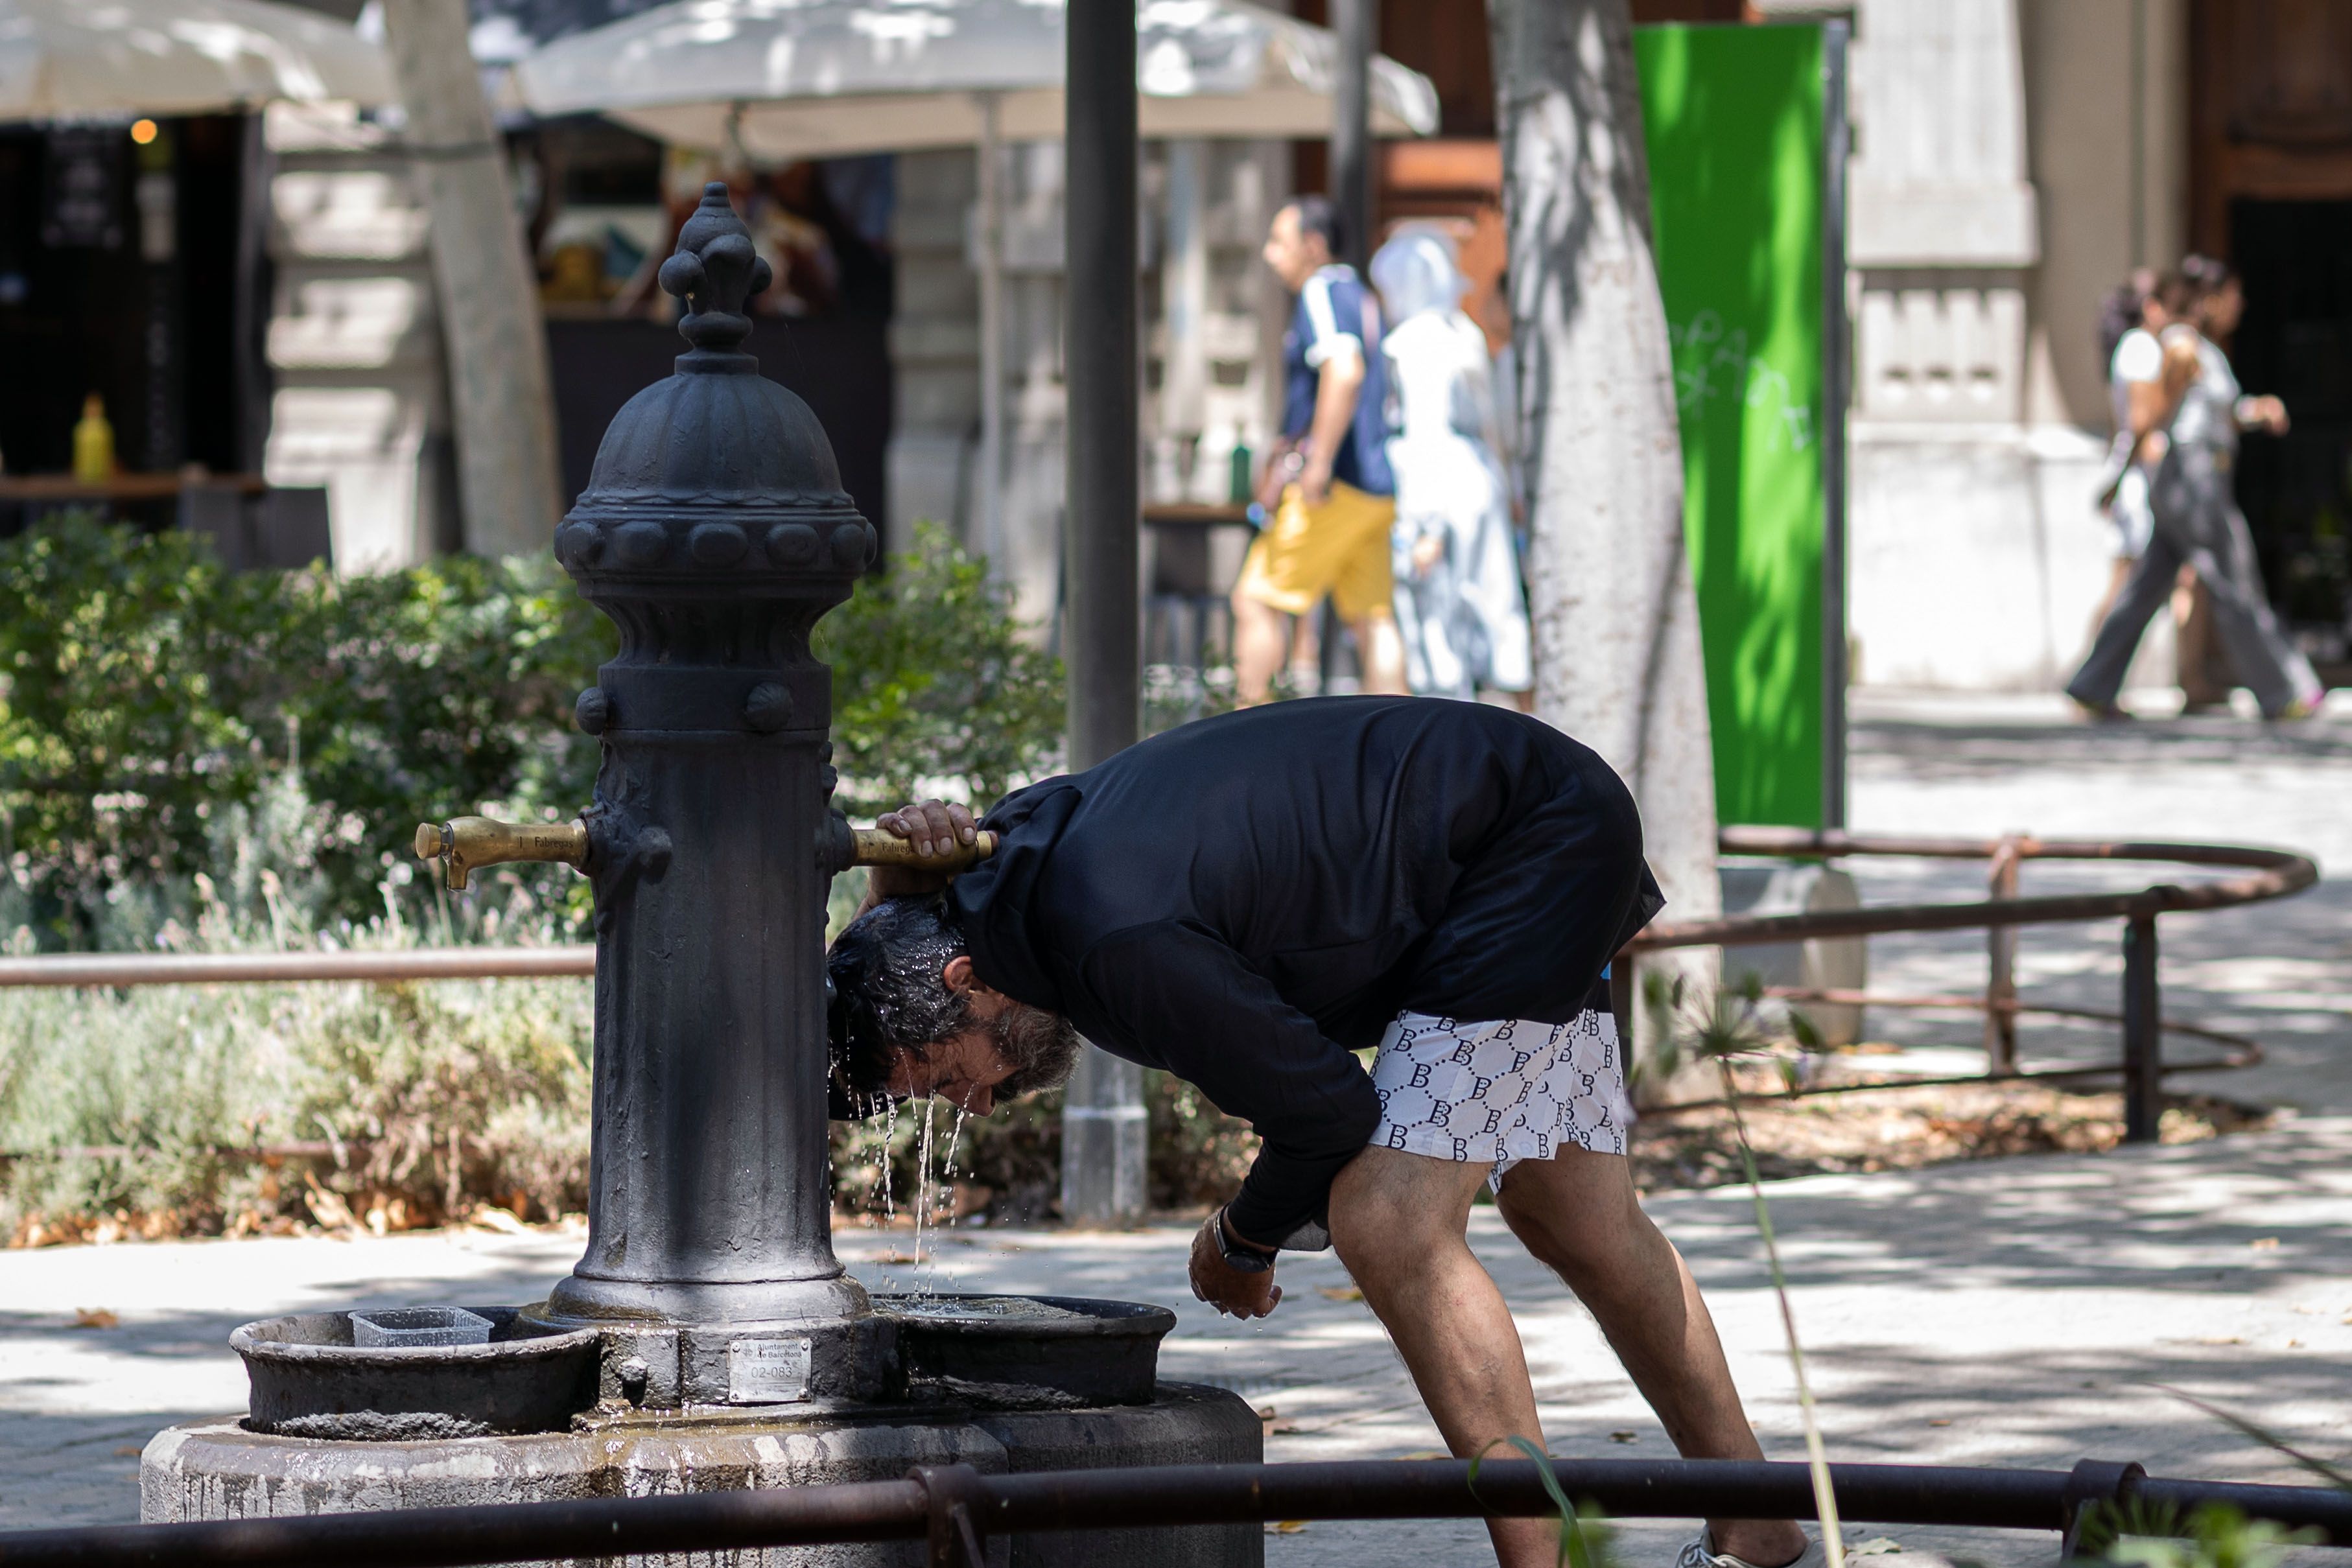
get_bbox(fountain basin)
[881,1294,1175,1409]
[233,1309,602,1440]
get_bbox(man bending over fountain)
[826,696,1813,1568]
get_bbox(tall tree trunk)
[1492,0,1719,1090]
[382,0,562,559]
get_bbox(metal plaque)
[726,1336,812,1405]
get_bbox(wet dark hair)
[1286,194,1345,261]
[825,896,1081,1119]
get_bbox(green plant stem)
[1719,1060,1846,1568]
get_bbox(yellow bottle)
[72,393,115,484]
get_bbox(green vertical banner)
[1635,24,1828,829]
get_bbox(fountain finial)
[658,181,773,362]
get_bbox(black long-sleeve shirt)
[948,697,1662,1246]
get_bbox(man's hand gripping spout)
[855,799,980,917]
[1189,1207,1284,1319]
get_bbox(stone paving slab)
[1839,690,2351,1117]
[9,1119,2352,1565]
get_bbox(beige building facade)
[1820,0,2192,693]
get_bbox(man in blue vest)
[1231,195,1409,705]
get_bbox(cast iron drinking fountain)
[141,185,1259,1567]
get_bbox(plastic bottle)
[72,393,115,484]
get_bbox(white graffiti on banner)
[1669,310,1813,453]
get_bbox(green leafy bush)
[0,515,1079,1236]
[0,924,594,1243]
[817,521,1065,817]
[0,518,608,946]
[0,515,1063,947]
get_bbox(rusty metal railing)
[1616,829,2320,1142]
[3,1455,2347,1567]
[0,830,2316,1148]
[0,945,593,989]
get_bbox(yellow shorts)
[1234,481,1397,624]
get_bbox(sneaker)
[1675,1532,1826,1568]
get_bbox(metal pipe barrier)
[3,1457,2347,1568]
[1616,829,2318,1143]
[0,946,593,989]
[0,830,2314,1148]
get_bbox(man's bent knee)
[1328,1146,1487,1269]
[1493,1150,1650,1264]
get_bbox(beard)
[989,1001,1082,1097]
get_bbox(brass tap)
[415,816,589,892]
[848,826,995,872]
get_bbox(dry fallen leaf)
[2252,1237,2281,1250]
[1609,1430,1639,1444]
[1927,1418,1953,1427]
[1398,1451,1452,1462]
[1316,1285,1363,1302]
[1269,1521,1309,1534]
[71,1307,119,1329]
[2197,1335,2246,1346]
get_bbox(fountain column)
[541,184,870,1341]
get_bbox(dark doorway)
[2228,198,2352,661]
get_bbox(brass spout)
[415,816,589,892]
[849,827,996,872]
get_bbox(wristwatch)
[1216,1208,1275,1275]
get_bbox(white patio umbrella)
[514,0,1438,160]
[0,0,392,119]
[516,0,1437,570]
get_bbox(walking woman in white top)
[2067,259,2323,721]
[1367,228,1533,705]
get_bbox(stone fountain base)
[139,1296,1264,1567]
[143,1385,1257,1567]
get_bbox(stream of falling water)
[911,1096,938,1289]
[917,1107,969,1298]
[863,1095,973,1298]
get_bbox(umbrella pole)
[977,91,1005,575]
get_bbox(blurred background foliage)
[0,513,1112,1241]
[0,514,1064,950]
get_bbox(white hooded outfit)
[1369,229,1533,699]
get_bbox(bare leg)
[1330,1147,1562,1568]
[1289,605,1323,692]
[1354,611,1411,696]
[1496,1149,1805,1565]
[1231,589,1289,707]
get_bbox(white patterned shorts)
[1369,1005,1632,1191]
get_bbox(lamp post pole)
[1060,0,1148,1225]
[1332,0,1374,269]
